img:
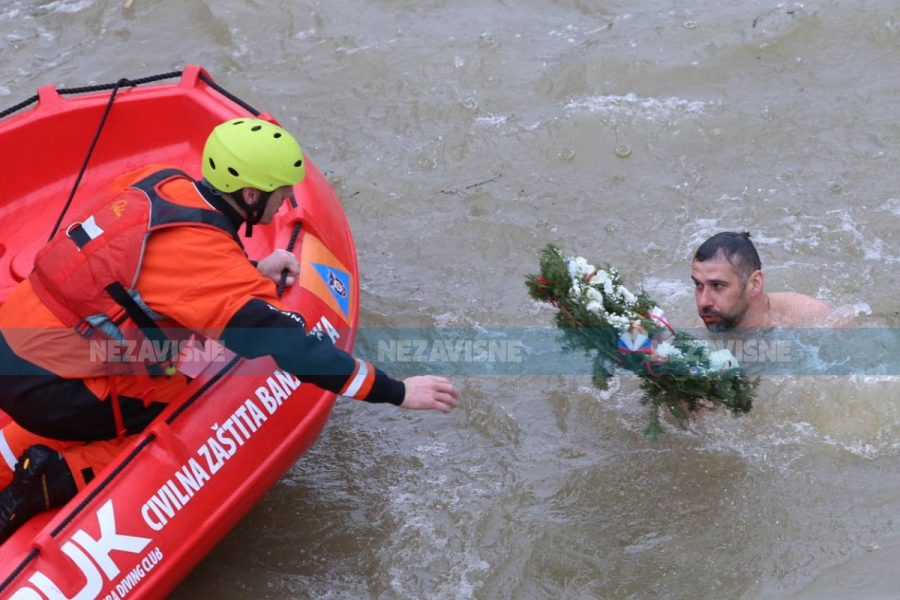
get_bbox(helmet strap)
[233,189,273,237]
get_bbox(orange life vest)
[28,168,240,376]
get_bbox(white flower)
[618,288,638,306]
[589,270,611,287]
[567,256,595,279]
[586,300,605,313]
[708,349,739,372]
[654,341,683,358]
[607,314,631,331]
[585,287,604,305]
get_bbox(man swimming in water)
[692,231,832,331]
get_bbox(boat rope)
[0,95,39,121]
[55,71,181,96]
[47,77,136,242]
[0,549,39,593]
[0,71,183,121]
[0,69,263,244]
[277,221,303,298]
[35,71,260,243]
[197,71,260,116]
[50,435,156,537]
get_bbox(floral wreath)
[526,244,757,440]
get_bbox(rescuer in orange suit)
[0,118,459,541]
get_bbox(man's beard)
[700,307,744,332]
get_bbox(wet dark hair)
[693,231,762,285]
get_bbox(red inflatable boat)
[0,66,358,599]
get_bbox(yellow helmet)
[202,118,305,193]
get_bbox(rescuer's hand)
[400,376,460,413]
[257,249,301,286]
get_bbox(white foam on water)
[565,93,713,124]
[433,311,470,327]
[686,218,723,247]
[746,232,783,246]
[292,28,317,40]
[708,374,900,462]
[580,381,690,439]
[826,211,899,263]
[688,409,830,469]
[229,27,251,59]
[578,379,627,404]
[547,24,580,38]
[385,442,493,599]
[475,113,507,126]
[875,198,900,215]
[774,209,900,275]
[40,0,94,13]
[624,531,674,554]
[830,210,900,264]
[583,363,900,466]
[860,236,900,263]
[640,277,693,308]
[832,302,872,319]
[415,440,449,457]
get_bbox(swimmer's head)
[692,232,764,331]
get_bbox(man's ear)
[241,188,262,206]
[748,270,764,298]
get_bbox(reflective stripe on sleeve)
[0,430,17,471]
[340,359,374,399]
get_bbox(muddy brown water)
[2,1,900,598]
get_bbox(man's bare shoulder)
[769,292,833,326]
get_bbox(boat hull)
[0,66,358,599]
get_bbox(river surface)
[2,1,900,598]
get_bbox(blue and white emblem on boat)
[312,263,350,318]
